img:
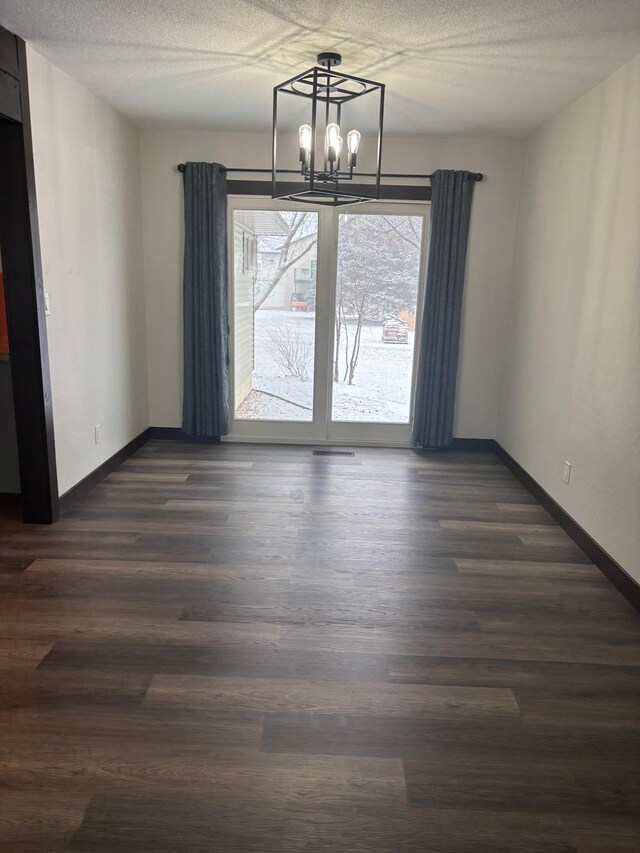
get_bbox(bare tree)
[253,213,317,312]
[334,214,421,385]
[339,260,377,384]
[380,215,423,251]
[266,323,313,381]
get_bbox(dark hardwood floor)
[1,440,639,852]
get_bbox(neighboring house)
[233,213,318,412]
[233,210,288,411]
[259,232,317,310]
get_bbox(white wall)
[498,53,640,581]
[27,46,149,495]
[140,129,523,435]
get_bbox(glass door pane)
[232,209,318,422]
[331,212,424,424]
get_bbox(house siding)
[233,223,255,410]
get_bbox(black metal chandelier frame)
[272,52,385,206]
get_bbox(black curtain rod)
[176,164,483,181]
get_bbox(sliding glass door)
[328,207,425,444]
[228,198,427,445]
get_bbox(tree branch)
[253,213,318,312]
[379,215,422,251]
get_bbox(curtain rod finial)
[177,164,186,173]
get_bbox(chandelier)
[272,52,385,206]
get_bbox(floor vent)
[312,449,355,457]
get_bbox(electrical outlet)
[563,460,571,484]
[95,425,101,445]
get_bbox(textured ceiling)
[1,0,640,136]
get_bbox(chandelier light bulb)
[347,129,361,154]
[325,121,341,163]
[298,124,312,163]
[347,128,361,168]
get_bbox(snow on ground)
[236,309,414,422]
[236,389,308,421]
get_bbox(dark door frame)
[0,26,59,523]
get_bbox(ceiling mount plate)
[317,52,342,69]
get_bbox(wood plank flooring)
[1,440,639,851]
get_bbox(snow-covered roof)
[235,210,289,236]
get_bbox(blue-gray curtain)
[412,170,476,448]
[182,162,229,438]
